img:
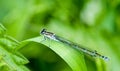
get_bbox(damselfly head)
[40,29,47,35]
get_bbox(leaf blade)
[20,36,87,71]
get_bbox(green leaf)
[0,23,6,36]
[0,24,29,71]
[19,36,87,71]
[0,45,29,71]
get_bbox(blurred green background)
[0,0,120,71]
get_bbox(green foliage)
[19,36,87,71]
[0,23,87,71]
[0,0,120,71]
[0,24,29,71]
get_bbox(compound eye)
[40,29,46,34]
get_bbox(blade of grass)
[18,36,87,71]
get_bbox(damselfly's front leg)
[40,36,47,43]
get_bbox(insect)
[40,29,110,61]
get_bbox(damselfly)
[40,29,110,61]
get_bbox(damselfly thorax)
[40,29,58,41]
